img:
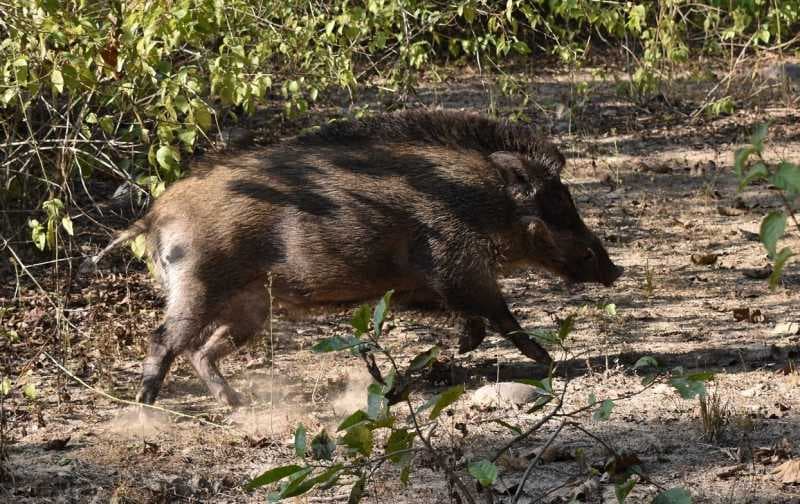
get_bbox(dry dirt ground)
[2,57,800,503]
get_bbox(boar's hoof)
[135,386,158,406]
[457,317,487,354]
[219,389,247,408]
[507,333,553,366]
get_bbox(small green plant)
[246,293,706,502]
[735,124,799,288]
[246,290,482,502]
[27,197,73,252]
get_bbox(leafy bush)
[2,1,799,257]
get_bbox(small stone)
[471,382,541,408]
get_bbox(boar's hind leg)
[186,283,266,407]
[186,327,243,407]
[136,324,178,405]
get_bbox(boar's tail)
[79,219,150,276]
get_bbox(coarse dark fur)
[87,109,623,407]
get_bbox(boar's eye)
[582,248,595,262]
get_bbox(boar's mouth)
[603,264,625,287]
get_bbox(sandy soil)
[1,57,800,503]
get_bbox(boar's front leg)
[456,316,487,354]
[445,285,552,364]
[419,240,552,364]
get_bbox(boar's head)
[489,151,623,287]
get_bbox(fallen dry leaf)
[716,464,746,479]
[43,436,71,451]
[743,266,772,279]
[717,206,742,217]
[773,459,800,484]
[733,307,766,323]
[691,253,719,266]
[496,453,529,471]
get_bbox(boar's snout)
[602,264,624,287]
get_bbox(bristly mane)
[297,109,565,176]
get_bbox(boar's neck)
[492,224,533,274]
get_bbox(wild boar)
[85,109,623,407]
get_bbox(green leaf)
[0,377,11,396]
[273,467,313,498]
[294,424,307,457]
[312,335,361,353]
[593,399,615,421]
[60,216,73,236]
[348,476,365,504]
[529,328,558,345]
[99,115,115,135]
[366,383,387,420]
[615,477,637,503]
[351,304,371,335]
[399,464,411,486]
[604,303,617,317]
[341,425,373,456]
[633,356,658,369]
[385,429,414,463]
[429,384,465,420]
[771,161,800,195]
[686,371,714,382]
[512,40,531,55]
[177,129,196,150]
[739,162,768,189]
[155,145,180,174]
[408,346,439,372]
[311,430,336,461]
[28,219,46,251]
[557,314,576,342]
[246,464,304,490]
[750,124,768,153]
[23,383,38,400]
[280,465,342,498]
[51,69,64,94]
[769,247,795,289]
[372,290,394,337]
[517,377,553,395]
[734,146,754,176]
[338,410,370,431]
[129,234,147,259]
[468,459,498,487]
[669,377,707,400]
[760,211,787,258]
[191,99,213,131]
[653,487,693,504]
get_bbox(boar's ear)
[490,151,538,204]
[489,151,529,186]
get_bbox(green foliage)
[467,459,498,488]
[736,125,799,288]
[4,1,800,254]
[654,487,693,504]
